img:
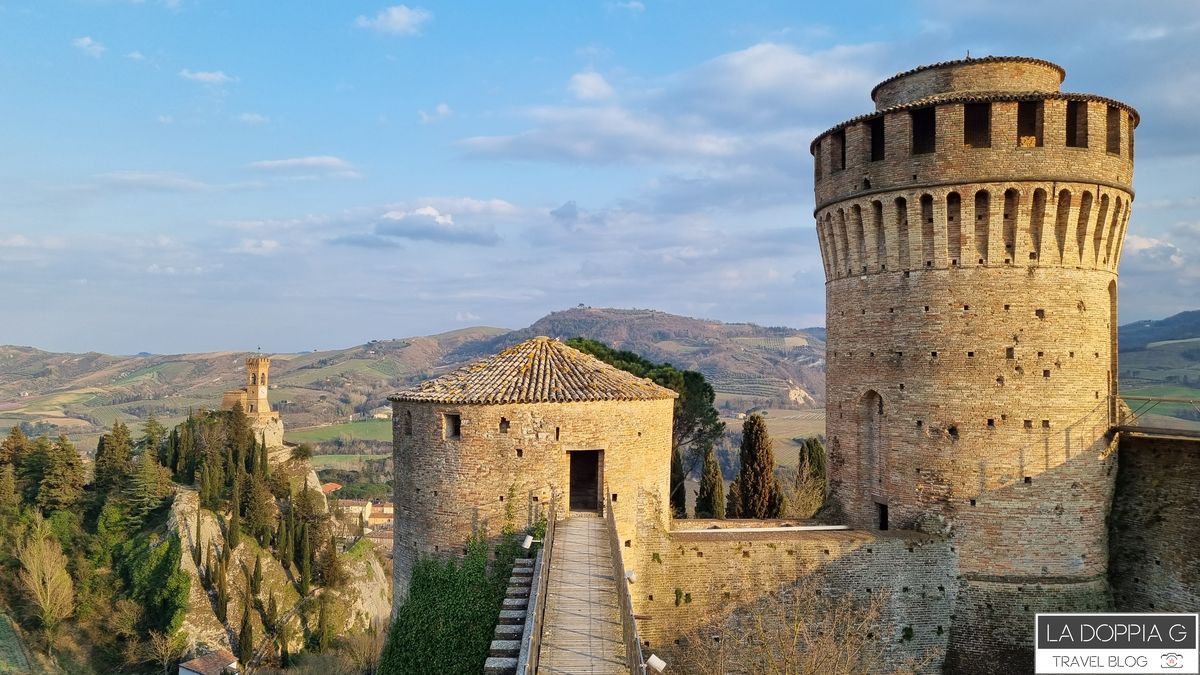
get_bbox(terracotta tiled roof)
[389,336,679,405]
[179,649,237,675]
[321,482,342,494]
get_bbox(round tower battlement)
[813,57,1137,673]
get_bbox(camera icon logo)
[1162,652,1184,668]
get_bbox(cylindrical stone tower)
[811,57,1136,673]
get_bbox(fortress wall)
[391,398,673,603]
[628,514,957,669]
[1110,433,1200,612]
[872,59,1064,108]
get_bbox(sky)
[1,1,1198,354]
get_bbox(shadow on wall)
[630,491,958,672]
[1110,433,1200,613]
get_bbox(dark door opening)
[569,450,601,512]
[877,503,889,531]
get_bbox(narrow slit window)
[1106,106,1121,155]
[1017,100,1044,147]
[911,107,936,154]
[1066,101,1088,148]
[868,117,885,161]
[963,102,991,148]
[831,129,846,171]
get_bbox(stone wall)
[872,58,1064,109]
[1110,433,1200,612]
[628,503,957,669]
[391,397,673,605]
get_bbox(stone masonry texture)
[813,56,1137,674]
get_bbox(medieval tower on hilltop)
[222,354,284,447]
[811,56,1137,671]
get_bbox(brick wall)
[872,59,1065,109]
[1110,433,1200,612]
[390,398,673,605]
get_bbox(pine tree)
[0,464,17,525]
[20,436,52,506]
[228,474,242,552]
[669,447,687,518]
[251,555,262,596]
[238,592,254,664]
[694,444,725,519]
[316,534,345,589]
[36,435,84,514]
[733,415,782,518]
[126,450,165,525]
[140,413,167,464]
[0,426,28,466]
[94,421,133,496]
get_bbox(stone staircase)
[484,557,534,674]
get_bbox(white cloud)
[608,1,645,12]
[418,102,453,124]
[125,50,145,61]
[455,311,481,322]
[355,5,432,35]
[567,71,614,100]
[179,69,237,85]
[238,112,270,125]
[247,156,359,178]
[73,37,106,58]
[157,115,174,124]
[233,239,280,255]
[374,206,500,245]
[95,171,214,192]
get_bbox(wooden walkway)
[536,514,626,675]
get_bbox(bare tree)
[17,514,75,654]
[674,579,930,675]
[144,630,188,675]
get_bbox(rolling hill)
[0,308,826,448]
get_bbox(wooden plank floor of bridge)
[537,513,627,675]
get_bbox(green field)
[285,419,392,443]
[310,453,390,470]
[725,408,825,468]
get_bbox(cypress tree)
[238,592,254,664]
[695,443,725,519]
[278,620,291,667]
[20,435,52,505]
[316,594,330,652]
[798,436,827,483]
[266,592,278,629]
[251,555,262,595]
[228,475,242,552]
[733,414,782,519]
[669,447,687,518]
[193,508,203,568]
[257,439,270,480]
[726,477,742,519]
[216,556,228,622]
[299,524,311,596]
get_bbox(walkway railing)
[603,484,646,675]
[519,493,557,675]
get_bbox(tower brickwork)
[810,57,1136,673]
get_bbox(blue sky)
[1,1,1198,354]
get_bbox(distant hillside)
[1119,310,1200,351]
[0,308,826,446]
[448,307,826,408]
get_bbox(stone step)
[514,557,534,567]
[501,597,528,610]
[494,623,523,640]
[483,656,518,674]
[498,609,526,624]
[489,639,520,657]
[505,585,530,598]
[508,574,533,586]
